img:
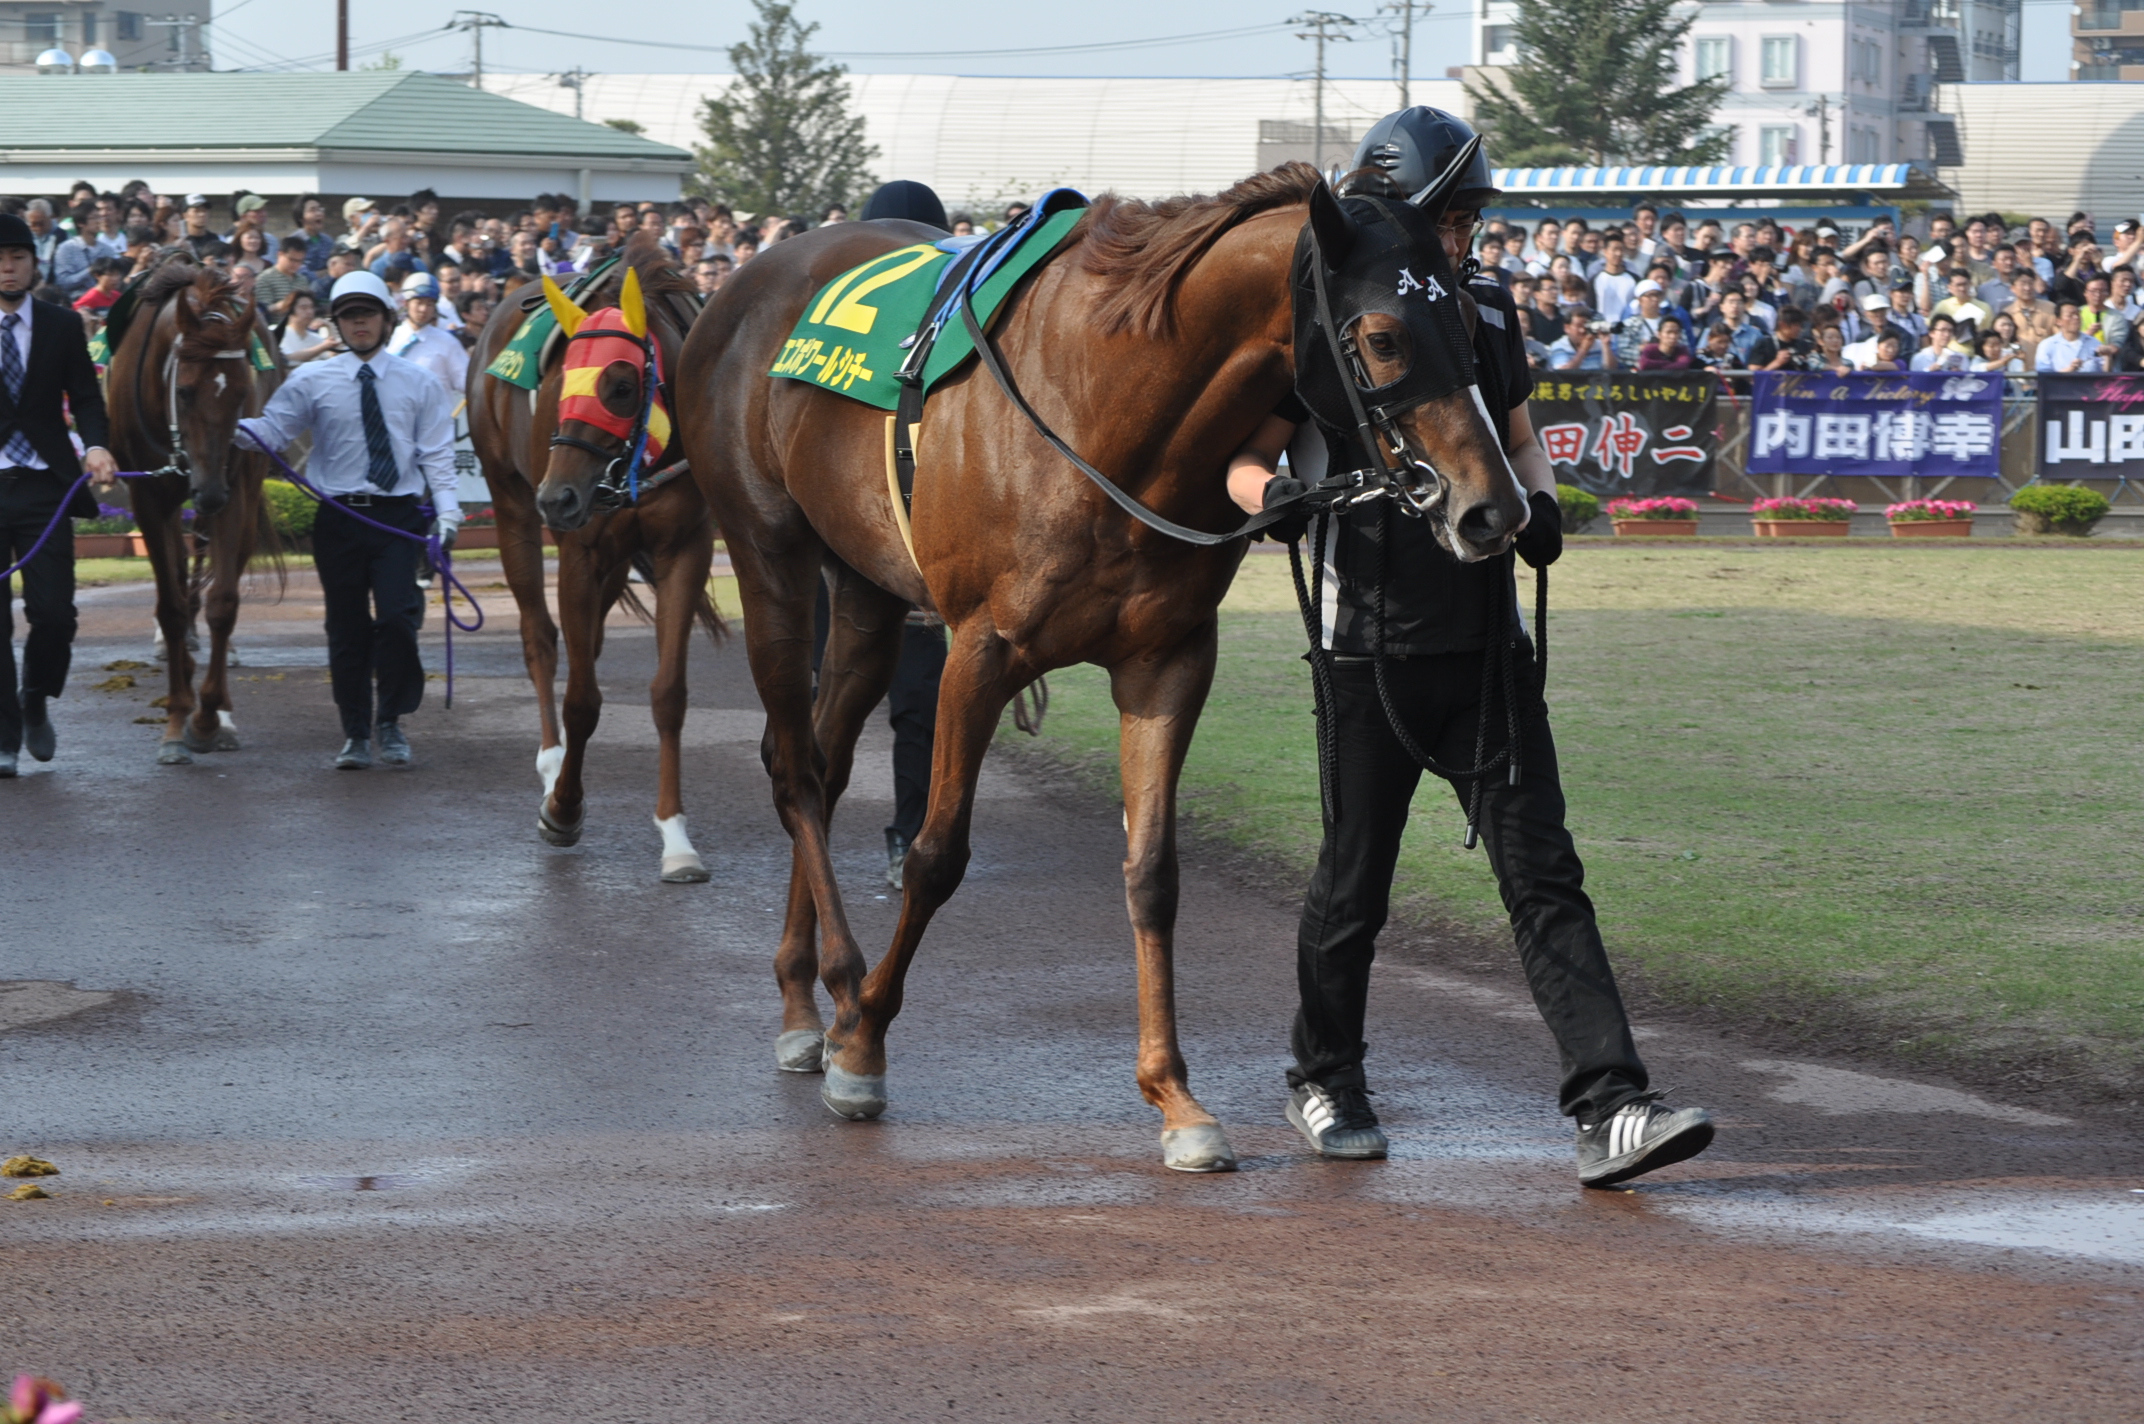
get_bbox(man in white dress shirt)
[387,273,466,397]
[233,272,461,770]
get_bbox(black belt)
[333,491,420,507]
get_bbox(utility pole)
[446,11,508,88]
[557,66,593,121]
[147,14,203,71]
[1382,0,1431,110]
[336,0,348,70]
[1291,12,1359,171]
[1805,94,1831,163]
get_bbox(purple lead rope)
[0,441,487,710]
[239,426,484,708]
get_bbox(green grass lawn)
[1004,540,2144,1094]
[76,555,318,585]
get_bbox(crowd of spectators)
[1471,202,2140,385]
[0,180,1035,382]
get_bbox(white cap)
[1634,279,1663,296]
[329,270,395,313]
[399,271,439,297]
[1860,292,1889,311]
[184,192,209,209]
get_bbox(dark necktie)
[357,363,399,492]
[0,313,35,468]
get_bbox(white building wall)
[480,74,1464,207]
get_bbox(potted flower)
[1750,496,1857,538]
[72,503,136,559]
[1884,498,1976,538]
[1606,496,1700,537]
[2009,485,2110,537]
[455,504,502,551]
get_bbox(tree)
[1464,0,1728,168]
[694,0,878,217]
[603,118,647,136]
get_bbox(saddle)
[485,255,631,391]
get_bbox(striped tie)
[0,313,38,467]
[357,363,399,492]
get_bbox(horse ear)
[1308,181,1355,270]
[542,275,586,336]
[173,286,204,332]
[1407,133,1483,223]
[618,265,648,340]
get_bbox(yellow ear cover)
[542,275,587,337]
[619,265,648,339]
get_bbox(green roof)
[0,72,692,163]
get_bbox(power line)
[455,20,1293,60]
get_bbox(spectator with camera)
[1547,307,1616,371]
[1634,315,1694,370]
[2037,301,2110,372]
[1612,280,1689,365]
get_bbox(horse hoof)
[212,712,240,751]
[822,1063,886,1120]
[181,723,217,755]
[1161,1124,1239,1174]
[156,740,193,766]
[774,1030,825,1074]
[538,799,584,847]
[660,851,710,884]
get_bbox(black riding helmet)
[1351,107,1500,210]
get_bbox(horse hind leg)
[650,543,712,883]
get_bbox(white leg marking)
[656,813,709,883]
[536,743,564,798]
[217,710,237,730]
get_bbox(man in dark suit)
[0,211,117,777]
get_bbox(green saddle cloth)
[769,207,1086,412]
[88,290,276,374]
[483,255,623,390]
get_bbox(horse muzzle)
[536,475,598,533]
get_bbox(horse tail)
[693,565,728,646]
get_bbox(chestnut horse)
[467,240,722,882]
[649,164,1526,1171]
[103,256,283,766]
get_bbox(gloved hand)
[1258,474,1312,544]
[1514,488,1563,569]
[432,509,462,553]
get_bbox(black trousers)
[1291,650,1648,1124]
[312,497,427,740]
[886,620,947,841]
[0,471,76,754]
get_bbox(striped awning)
[1491,164,1954,200]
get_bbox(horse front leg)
[1109,620,1234,1172]
[539,537,609,848]
[493,468,564,799]
[833,619,1017,1120]
[649,536,713,883]
[140,504,199,766]
[192,499,252,752]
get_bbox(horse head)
[535,264,674,532]
[163,265,258,518]
[1292,146,1528,561]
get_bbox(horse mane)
[618,231,696,300]
[138,251,229,310]
[1078,162,1322,339]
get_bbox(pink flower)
[9,1377,85,1424]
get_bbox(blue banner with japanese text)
[1528,371,1718,498]
[1748,371,2003,479]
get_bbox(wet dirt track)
[3,568,2140,1422]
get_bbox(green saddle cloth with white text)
[483,255,625,390]
[769,205,1087,411]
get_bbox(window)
[1695,36,1731,81]
[1851,37,1882,84]
[1848,126,1881,162]
[1759,126,1799,165]
[1761,35,1799,87]
[117,10,141,41]
[24,13,60,44]
[81,11,97,43]
[1484,24,1517,56]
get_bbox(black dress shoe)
[335,738,372,770]
[376,721,411,765]
[0,749,16,779]
[885,828,909,890]
[22,695,54,763]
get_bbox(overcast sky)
[210,1,2068,84]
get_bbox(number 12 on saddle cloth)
[767,205,1087,412]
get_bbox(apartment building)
[0,1,209,71]
[2074,0,2144,78]
[1475,0,2021,169]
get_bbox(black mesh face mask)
[1290,188,1477,444]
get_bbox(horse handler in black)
[1225,109,1715,1187]
[234,271,460,770]
[0,212,118,778]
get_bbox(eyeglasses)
[1436,217,1486,241]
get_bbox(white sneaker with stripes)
[1285,1082,1389,1160]
[1576,1095,1715,1187]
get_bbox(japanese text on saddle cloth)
[767,199,1088,569]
